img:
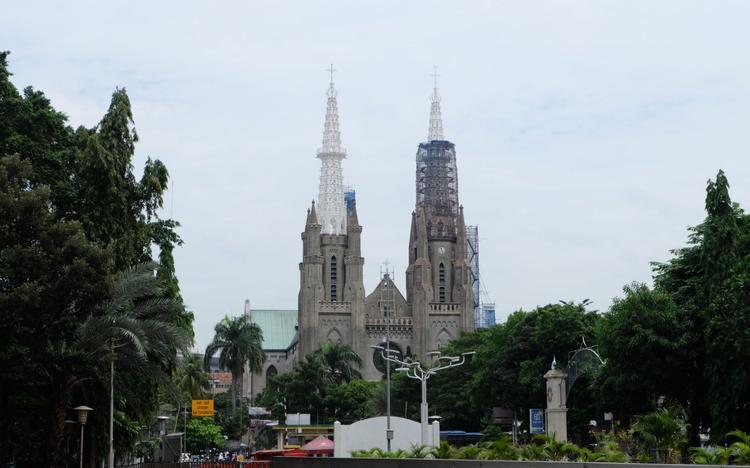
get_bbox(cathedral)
[297,75,475,381]
[246,74,476,397]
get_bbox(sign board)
[192,399,214,417]
[529,408,545,434]
[285,413,311,426]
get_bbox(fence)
[119,462,270,468]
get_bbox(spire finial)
[428,65,444,141]
[328,64,336,85]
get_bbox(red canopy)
[300,436,334,455]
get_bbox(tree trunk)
[47,376,75,467]
[231,371,237,413]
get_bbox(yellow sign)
[192,399,215,417]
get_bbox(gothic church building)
[296,77,475,381]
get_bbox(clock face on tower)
[438,246,445,255]
[547,387,553,403]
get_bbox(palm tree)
[176,353,210,399]
[204,315,264,411]
[77,262,191,468]
[318,342,362,384]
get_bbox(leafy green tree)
[596,283,686,418]
[325,379,377,423]
[185,417,225,453]
[0,155,109,466]
[213,392,249,440]
[204,315,265,411]
[469,302,598,438]
[427,330,486,430]
[654,171,750,441]
[0,52,194,465]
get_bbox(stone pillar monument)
[544,367,568,441]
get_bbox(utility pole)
[380,262,395,451]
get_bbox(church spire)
[428,65,444,141]
[316,65,347,235]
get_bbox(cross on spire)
[431,65,440,89]
[428,66,444,141]
[327,64,336,84]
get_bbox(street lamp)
[371,347,475,446]
[74,406,93,468]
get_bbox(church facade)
[296,77,475,381]
[245,76,477,399]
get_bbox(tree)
[631,407,687,463]
[325,379,377,423]
[204,315,265,411]
[654,171,750,441]
[185,417,225,453]
[469,302,599,439]
[596,283,687,418]
[318,342,363,384]
[425,330,486,431]
[69,262,190,466]
[176,354,210,400]
[0,155,110,466]
[0,52,194,465]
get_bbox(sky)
[3,1,750,352]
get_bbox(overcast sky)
[3,1,750,352]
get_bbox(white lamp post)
[74,406,93,468]
[371,346,474,446]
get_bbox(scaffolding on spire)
[316,64,347,235]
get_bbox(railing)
[319,301,351,313]
[365,317,412,327]
[429,303,460,312]
[118,462,270,468]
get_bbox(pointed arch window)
[330,255,338,302]
[439,286,446,303]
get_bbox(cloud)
[2,0,750,350]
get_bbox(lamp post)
[182,408,189,458]
[371,347,475,446]
[74,406,93,468]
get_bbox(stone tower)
[298,74,366,359]
[405,83,475,359]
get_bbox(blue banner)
[529,408,545,434]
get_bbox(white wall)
[333,416,440,457]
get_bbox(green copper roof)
[251,310,297,351]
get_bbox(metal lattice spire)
[428,65,444,141]
[316,65,347,235]
[319,65,346,155]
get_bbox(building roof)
[251,309,297,351]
